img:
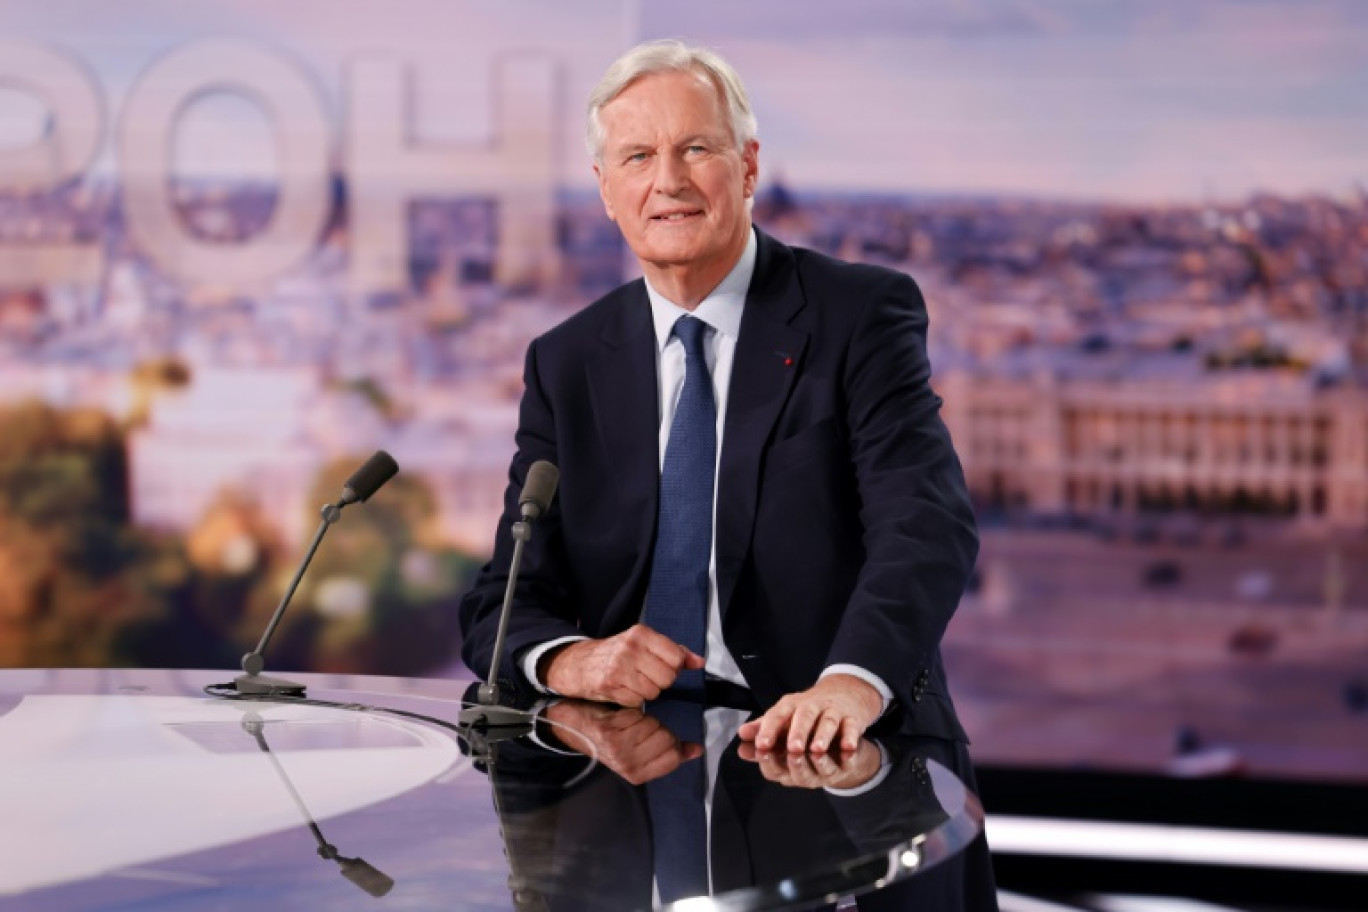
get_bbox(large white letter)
[119,39,332,286]
[346,53,558,295]
[0,42,104,287]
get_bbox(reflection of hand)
[737,674,882,753]
[544,701,703,785]
[737,739,882,791]
[541,624,706,706]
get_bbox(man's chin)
[635,244,707,270]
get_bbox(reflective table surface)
[0,669,985,911]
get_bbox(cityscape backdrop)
[1,0,1366,782]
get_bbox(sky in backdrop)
[0,0,1364,202]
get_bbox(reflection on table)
[0,669,989,911]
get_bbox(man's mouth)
[651,210,703,221]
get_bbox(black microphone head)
[518,460,559,519]
[342,450,398,504]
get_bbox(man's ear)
[742,139,760,199]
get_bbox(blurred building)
[941,369,1368,529]
[128,367,330,542]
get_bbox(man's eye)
[626,152,649,163]
[685,145,707,155]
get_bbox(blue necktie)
[645,698,709,903]
[643,315,715,694]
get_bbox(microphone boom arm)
[457,459,558,733]
[480,518,529,706]
[235,501,342,697]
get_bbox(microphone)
[518,459,560,521]
[233,450,399,697]
[458,460,559,734]
[341,450,399,505]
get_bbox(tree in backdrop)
[234,458,479,676]
[0,402,179,666]
[0,401,477,674]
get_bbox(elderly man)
[459,39,978,757]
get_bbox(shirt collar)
[645,226,756,351]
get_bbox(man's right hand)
[540,624,705,706]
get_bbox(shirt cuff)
[520,635,589,694]
[820,664,894,717]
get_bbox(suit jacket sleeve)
[824,270,978,714]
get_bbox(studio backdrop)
[1,0,1365,784]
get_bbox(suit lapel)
[717,231,809,620]
[586,282,660,626]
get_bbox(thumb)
[683,650,706,670]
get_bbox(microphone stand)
[241,710,395,897]
[458,516,536,732]
[459,459,558,737]
[234,499,347,697]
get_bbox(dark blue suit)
[460,229,978,739]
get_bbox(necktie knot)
[674,315,709,358]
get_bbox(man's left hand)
[737,674,882,753]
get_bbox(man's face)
[594,69,759,279]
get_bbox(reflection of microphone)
[459,460,559,733]
[235,451,399,697]
[241,711,395,898]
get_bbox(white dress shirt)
[523,227,891,710]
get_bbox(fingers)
[785,701,821,752]
[839,715,863,752]
[737,677,881,753]
[736,697,829,754]
[744,700,798,749]
[547,625,704,705]
[810,713,843,754]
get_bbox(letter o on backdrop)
[119,39,333,286]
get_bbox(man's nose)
[653,152,690,195]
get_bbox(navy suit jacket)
[459,229,977,739]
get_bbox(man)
[459,39,978,756]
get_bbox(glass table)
[0,668,986,911]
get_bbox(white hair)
[586,39,758,161]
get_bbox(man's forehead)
[599,71,730,143]
[603,69,723,117]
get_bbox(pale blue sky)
[0,0,1363,201]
